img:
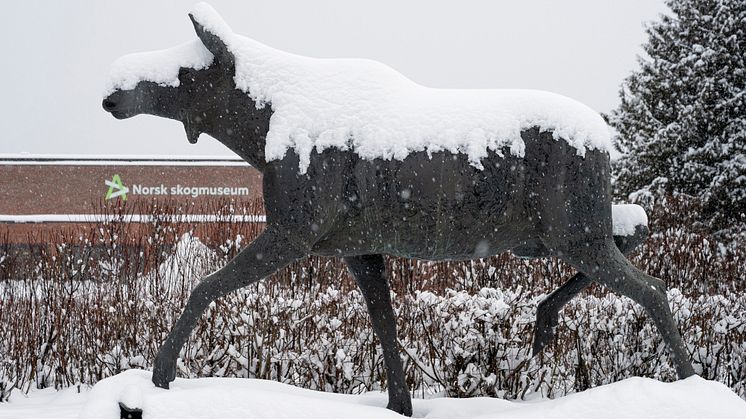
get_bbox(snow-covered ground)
[0,386,87,419]
[1,370,743,419]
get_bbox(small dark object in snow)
[119,402,142,419]
[102,8,696,417]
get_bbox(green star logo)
[104,174,129,201]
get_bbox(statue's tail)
[611,204,649,254]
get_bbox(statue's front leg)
[152,226,307,388]
[343,254,412,417]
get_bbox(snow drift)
[75,369,746,419]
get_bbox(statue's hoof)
[119,402,143,419]
[532,330,549,355]
[152,369,174,389]
[387,397,413,417]
[532,307,559,356]
[152,354,177,389]
[531,321,556,356]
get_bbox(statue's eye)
[178,68,193,81]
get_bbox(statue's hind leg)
[343,254,412,417]
[533,226,650,355]
[152,227,306,389]
[560,238,695,379]
[533,272,592,355]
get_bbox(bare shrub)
[0,196,743,402]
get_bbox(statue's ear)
[189,14,235,71]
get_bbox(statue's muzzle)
[102,91,136,119]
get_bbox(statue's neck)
[203,105,273,172]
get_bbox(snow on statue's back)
[106,2,612,173]
[101,3,697,417]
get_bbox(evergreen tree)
[609,0,745,234]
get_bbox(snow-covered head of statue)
[102,15,258,145]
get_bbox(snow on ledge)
[0,154,249,166]
[0,214,266,224]
[77,369,746,419]
[106,2,613,173]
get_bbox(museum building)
[0,155,265,246]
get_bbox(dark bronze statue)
[103,9,694,417]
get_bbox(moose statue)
[102,3,694,416]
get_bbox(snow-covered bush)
[0,201,744,402]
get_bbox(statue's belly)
[308,148,536,259]
[310,191,527,260]
[377,205,524,260]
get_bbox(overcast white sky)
[0,0,668,157]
